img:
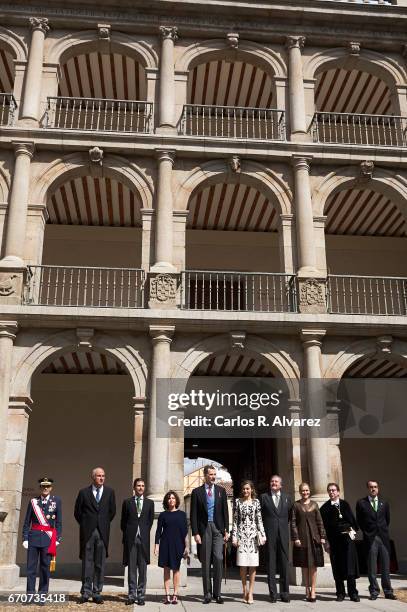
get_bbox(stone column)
[21,18,50,123]
[278,213,296,274]
[151,149,176,273]
[133,397,148,482]
[147,326,174,503]
[0,322,18,492]
[286,36,307,140]
[301,329,329,502]
[158,26,178,129]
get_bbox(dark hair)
[239,480,257,500]
[366,480,379,488]
[163,490,180,510]
[203,465,216,476]
[133,478,145,488]
[327,482,340,492]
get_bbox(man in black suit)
[121,478,154,606]
[190,465,229,604]
[22,477,62,595]
[320,482,360,602]
[74,467,116,604]
[260,474,292,603]
[356,480,396,601]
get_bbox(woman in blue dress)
[154,490,189,604]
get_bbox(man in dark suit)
[260,474,292,603]
[74,467,116,604]
[121,478,154,606]
[190,464,229,604]
[320,482,360,602]
[356,480,396,601]
[22,477,62,594]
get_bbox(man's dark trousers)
[128,535,147,601]
[368,535,392,597]
[81,528,106,598]
[26,545,51,593]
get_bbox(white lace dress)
[231,498,266,567]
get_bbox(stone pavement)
[10,571,407,611]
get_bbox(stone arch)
[313,166,407,222]
[47,31,158,69]
[176,39,286,78]
[0,26,27,62]
[30,152,154,210]
[304,47,407,92]
[11,329,149,400]
[175,159,292,217]
[172,333,300,399]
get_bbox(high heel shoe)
[163,594,171,604]
[171,594,178,605]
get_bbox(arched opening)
[182,55,283,140]
[312,61,403,146]
[17,348,134,577]
[324,185,407,315]
[184,178,292,311]
[27,172,144,308]
[49,49,151,132]
[0,44,16,125]
[337,354,407,571]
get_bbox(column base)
[0,564,20,590]
[290,131,313,143]
[155,126,178,136]
[150,262,177,273]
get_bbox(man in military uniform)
[22,477,62,594]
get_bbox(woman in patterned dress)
[232,480,266,604]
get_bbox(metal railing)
[46,97,154,133]
[0,93,17,126]
[179,105,286,140]
[311,112,407,147]
[24,265,145,308]
[181,271,297,312]
[327,275,407,315]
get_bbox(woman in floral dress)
[232,480,266,604]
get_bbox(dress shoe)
[93,596,104,604]
[281,595,290,603]
[126,598,136,606]
[203,595,212,604]
[214,596,224,604]
[336,594,345,601]
[79,596,90,604]
[369,594,378,601]
[385,593,397,600]
[270,594,278,603]
[350,595,360,602]
[138,599,146,606]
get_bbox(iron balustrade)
[24,265,145,308]
[46,97,154,133]
[0,93,17,126]
[311,112,407,147]
[327,275,407,315]
[179,105,286,140]
[181,271,297,312]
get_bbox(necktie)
[208,486,212,497]
[95,488,101,503]
[373,498,378,512]
[273,494,279,508]
[136,497,141,514]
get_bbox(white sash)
[31,498,52,540]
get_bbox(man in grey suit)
[260,475,292,603]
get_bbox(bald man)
[74,467,116,604]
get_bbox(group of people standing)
[22,467,397,605]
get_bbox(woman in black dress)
[291,482,326,602]
[154,490,188,604]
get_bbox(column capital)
[9,395,33,414]
[159,26,178,42]
[12,141,35,159]
[286,35,306,50]
[155,149,176,164]
[292,155,312,171]
[300,329,326,347]
[149,325,175,344]
[0,321,18,340]
[29,17,50,34]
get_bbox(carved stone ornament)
[150,274,177,302]
[299,279,325,307]
[98,24,111,40]
[0,274,18,297]
[348,41,360,56]
[77,328,94,350]
[29,17,50,34]
[286,36,305,50]
[89,146,103,166]
[230,331,246,351]
[160,26,178,42]
[226,32,239,48]
[360,160,374,179]
[229,155,241,173]
[376,335,393,355]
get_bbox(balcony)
[0,93,17,126]
[24,265,145,308]
[179,105,285,140]
[45,97,154,133]
[327,275,407,315]
[181,270,297,312]
[311,112,407,147]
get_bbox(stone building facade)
[0,0,406,587]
